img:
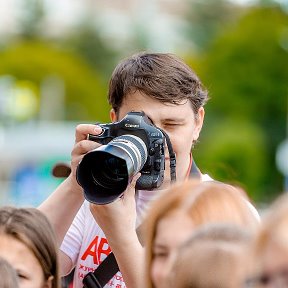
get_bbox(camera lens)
[76,135,148,204]
[91,156,127,189]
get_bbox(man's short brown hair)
[108,52,209,116]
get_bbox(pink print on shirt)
[78,236,118,283]
[77,236,126,287]
[81,235,111,264]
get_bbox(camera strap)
[157,128,177,183]
[82,252,119,288]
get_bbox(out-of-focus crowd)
[1,179,288,288]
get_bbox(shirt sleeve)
[60,202,86,265]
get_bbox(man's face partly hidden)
[110,91,205,189]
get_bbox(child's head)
[0,207,60,288]
[169,223,253,288]
[144,180,259,288]
[245,192,288,287]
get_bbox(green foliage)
[184,0,241,51]
[194,120,268,202]
[194,4,288,203]
[62,21,119,79]
[0,40,110,122]
[203,5,288,127]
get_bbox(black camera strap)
[82,252,119,288]
[157,128,177,183]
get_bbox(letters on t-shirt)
[81,236,111,265]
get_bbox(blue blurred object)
[9,160,64,207]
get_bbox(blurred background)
[0,0,287,208]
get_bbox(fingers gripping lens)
[76,135,148,204]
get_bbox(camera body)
[76,111,166,204]
[88,111,166,190]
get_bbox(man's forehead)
[117,109,190,123]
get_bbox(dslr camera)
[76,111,166,204]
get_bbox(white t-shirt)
[60,173,213,288]
[61,200,127,287]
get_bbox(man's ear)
[193,107,205,141]
[110,109,117,122]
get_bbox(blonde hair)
[170,224,252,288]
[0,207,60,288]
[182,181,259,228]
[256,192,288,251]
[143,180,259,288]
[248,192,288,277]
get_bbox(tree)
[62,21,119,79]
[184,0,242,52]
[193,4,288,203]
[0,40,110,122]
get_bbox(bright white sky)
[0,0,286,38]
[231,0,258,2]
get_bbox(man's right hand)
[69,124,103,189]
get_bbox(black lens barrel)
[76,135,147,204]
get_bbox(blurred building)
[0,73,74,206]
[0,0,192,52]
[0,121,75,207]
